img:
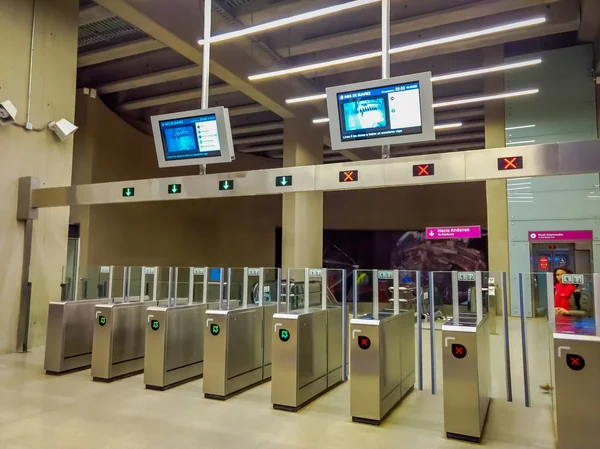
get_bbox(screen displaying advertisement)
[337,81,423,142]
[159,114,222,161]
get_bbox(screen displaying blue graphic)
[209,268,222,282]
[159,114,222,161]
[337,81,423,143]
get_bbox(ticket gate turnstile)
[91,300,156,381]
[144,303,208,389]
[44,298,109,374]
[349,309,415,424]
[203,303,277,399]
[551,332,600,449]
[271,306,344,411]
[442,314,491,443]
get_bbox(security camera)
[0,100,17,126]
[48,119,78,141]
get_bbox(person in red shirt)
[553,267,576,316]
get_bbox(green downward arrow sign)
[223,181,230,190]
[280,177,288,186]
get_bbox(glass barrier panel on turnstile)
[110,266,127,301]
[260,268,281,306]
[76,266,111,300]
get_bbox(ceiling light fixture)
[312,119,463,130]
[430,58,542,82]
[507,139,536,145]
[286,58,542,104]
[249,16,546,81]
[432,88,539,108]
[199,0,380,45]
[505,124,536,130]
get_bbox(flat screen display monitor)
[151,106,235,168]
[326,72,435,151]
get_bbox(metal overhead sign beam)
[26,140,600,209]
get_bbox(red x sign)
[339,170,358,183]
[412,164,435,177]
[358,336,371,350]
[567,353,585,371]
[452,343,467,359]
[497,156,523,171]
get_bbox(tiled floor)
[0,318,555,449]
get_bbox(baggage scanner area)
[203,268,280,400]
[271,268,347,412]
[350,270,417,425]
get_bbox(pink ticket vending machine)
[528,231,594,316]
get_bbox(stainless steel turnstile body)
[349,310,415,424]
[203,303,277,399]
[442,315,491,443]
[144,303,208,389]
[271,306,344,411]
[91,301,155,381]
[44,299,109,374]
[552,334,600,449]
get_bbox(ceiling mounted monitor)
[151,106,235,168]
[325,72,435,151]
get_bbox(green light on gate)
[211,324,220,336]
[275,176,293,187]
[168,184,182,194]
[279,329,290,342]
[219,180,234,191]
[151,319,160,331]
[98,316,107,326]
[122,187,135,197]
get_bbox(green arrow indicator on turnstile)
[98,316,107,326]
[168,184,182,194]
[279,329,290,342]
[151,319,160,331]
[211,324,220,336]
[122,187,135,197]
[219,180,234,191]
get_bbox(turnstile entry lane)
[144,267,221,390]
[271,268,347,412]
[350,269,416,425]
[91,266,159,382]
[45,265,114,374]
[543,271,600,449]
[203,267,280,400]
[442,271,491,443]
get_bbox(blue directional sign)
[275,176,293,187]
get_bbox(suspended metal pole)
[381,0,390,159]
[200,0,212,175]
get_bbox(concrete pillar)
[483,46,510,313]
[0,0,79,353]
[281,117,324,271]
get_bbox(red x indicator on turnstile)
[412,164,435,177]
[339,170,358,183]
[566,353,585,371]
[358,336,371,350]
[497,156,523,171]
[452,343,467,359]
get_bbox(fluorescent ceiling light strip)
[250,51,382,81]
[507,139,536,145]
[434,122,462,130]
[251,16,545,81]
[430,58,542,82]
[506,124,536,130]
[432,88,539,108]
[199,0,380,45]
[390,17,546,55]
[313,118,330,124]
[286,58,542,104]
[287,93,328,104]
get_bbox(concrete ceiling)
[76,0,593,163]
